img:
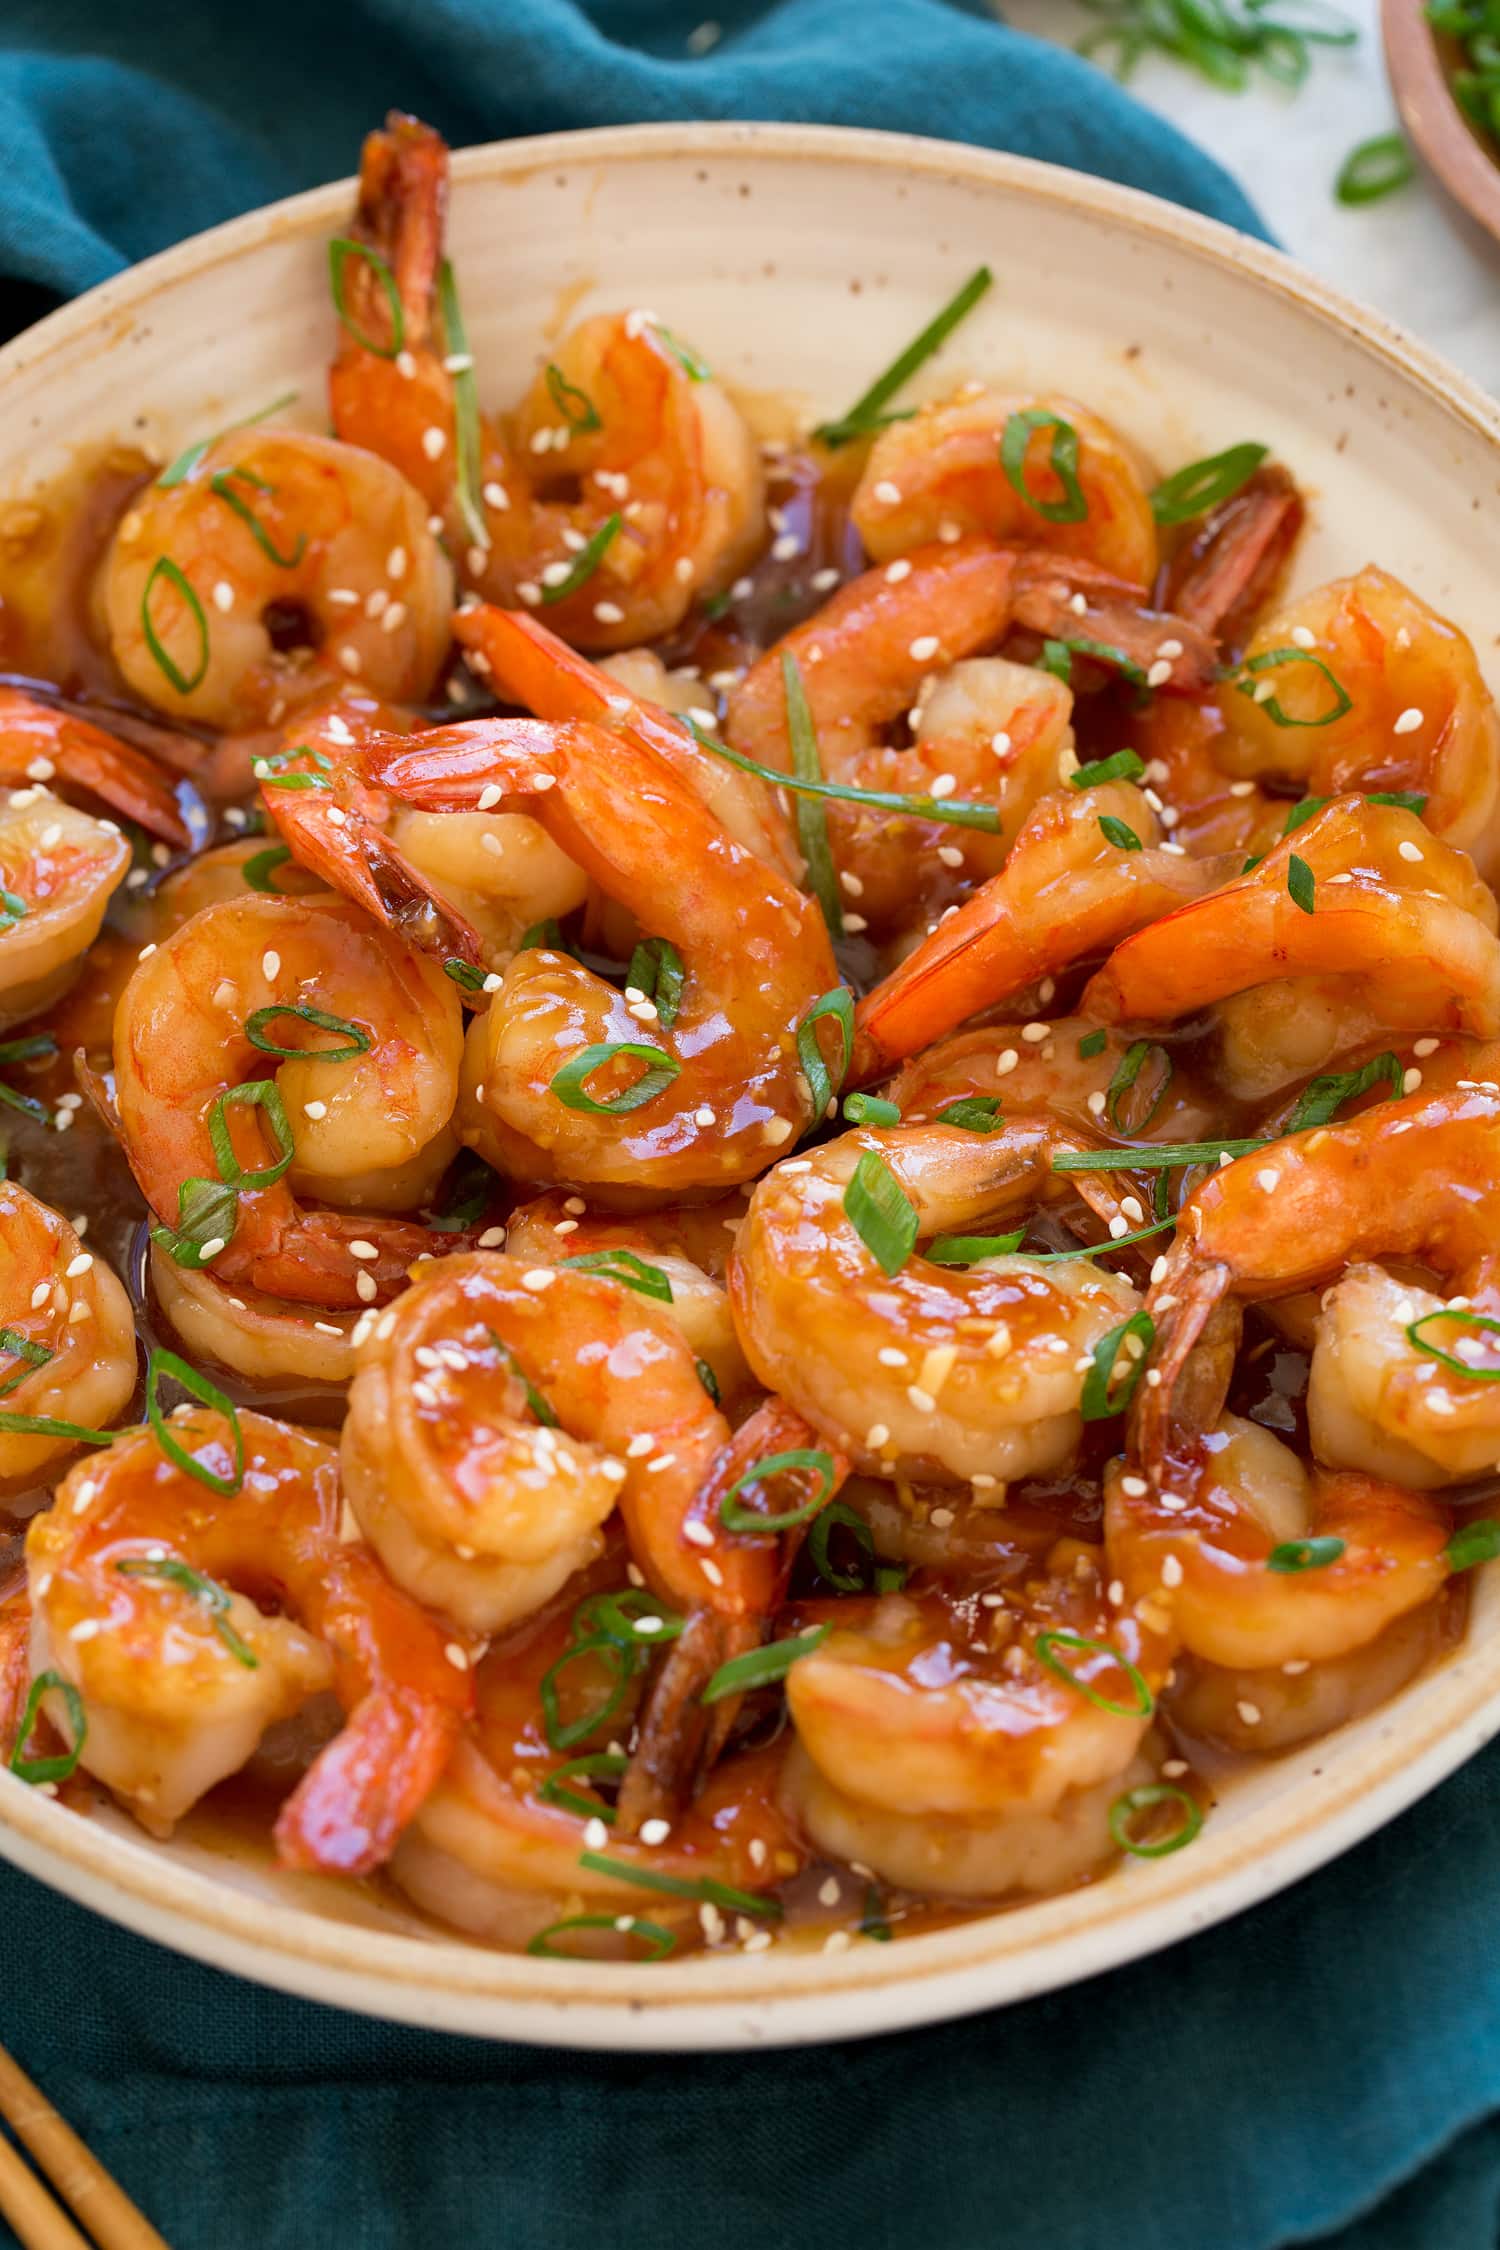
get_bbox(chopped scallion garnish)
[1406,1308,1500,1382]
[1108,1781,1201,1857]
[1149,442,1268,525]
[1284,1052,1402,1134]
[245,1002,373,1063]
[141,557,209,697]
[539,513,622,606]
[700,1626,831,1703]
[7,1670,86,1786]
[549,1039,681,1115]
[719,1449,836,1535]
[1447,1519,1500,1572]
[1335,132,1415,205]
[1035,1629,1154,1716]
[1080,1309,1155,1419]
[783,650,844,942]
[528,1915,677,1961]
[796,986,855,1126]
[116,1556,259,1667]
[1107,1040,1173,1133]
[1000,408,1088,524]
[577,1850,781,1919]
[560,1248,674,1302]
[843,1091,901,1127]
[328,237,405,359]
[1233,646,1352,728]
[157,390,299,488]
[1287,853,1315,914]
[437,257,489,553]
[625,936,685,1033]
[843,1149,919,1277]
[1268,1536,1346,1572]
[145,1349,244,1496]
[811,265,992,448]
[1098,813,1142,852]
[210,467,306,569]
[687,718,1003,834]
[1069,750,1145,789]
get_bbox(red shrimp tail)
[1131,1265,1241,1492]
[267,782,486,972]
[616,1609,757,1837]
[1010,563,1218,693]
[1162,464,1304,653]
[273,1688,463,1876]
[0,689,193,846]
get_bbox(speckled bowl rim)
[2,119,1500,2050]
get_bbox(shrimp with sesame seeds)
[726,537,1215,940]
[1085,796,1500,1099]
[25,1412,471,1868]
[112,892,466,1310]
[783,1551,1172,1896]
[0,790,131,1032]
[852,781,1228,1078]
[329,115,765,647]
[389,1560,799,1948]
[886,1014,1223,1148]
[101,427,452,730]
[1219,569,1500,878]
[1161,462,1304,650]
[849,390,1160,584]
[287,712,837,1195]
[0,689,191,844]
[0,1182,136,1486]
[730,1119,1148,1487]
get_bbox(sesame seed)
[39,823,62,850]
[29,1282,49,1309]
[866,1422,891,1449]
[338,647,362,674]
[906,1385,936,1413]
[1398,838,1423,862]
[1256,1168,1279,1192]
[1403,1067,1423,1094]
[478,1226,506,1249]
[522,1268,556,1292]
[1108,1216,1130,1240]
[994,1049,1019,1077]
[908,635,940,663]
[878,1346,908,1368]
[1157,638,1183,660]
[937,843,964,868]
[1393,707,1423,735]
[1021,1021,1049,1044]
[583,1817,609,1851]
[990,730,1012,757]
[873,480,902,505]
[1146,659,1172,688]
[356,1273,378,1302]
[762,1118,793,1145]
[594,601,626,624]
[1161,1554,1183,1588]
[1087,1090,1107,1117]
[421,426,447,460]
[929,772,957,799]
[1413,1037,1439,1057]
[699,1557,724,1587]
[695,1106,716,1128]
[212,581,234,613]
[381,600,408,634]
[444,1642,469,1670]
[640,1817,671,1845]
[64,1253,92,1278]
[1236,1700,1261,1726]
[68,1619,101,1643]
[198,1236,226,1262]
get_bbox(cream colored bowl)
[2,121,1499,2050]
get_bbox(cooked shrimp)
[1086,797,1500,1097]
[503,1189,755,1409]
[0,791,130,1031]
[0,1183,136,1485]
[1219,568,1500,877]
[390,1575,797,1947]
[850,390,1159,584]
[730,1120,1144,1485]
[784,1553,1171,1894]
[453,605,799,881]
[0,689,190,844]
[887,1014,1223,1148]
[102,429,452,729]
[26,1411,471,1868]
[1309,1261,1500,1488]
[1134,1084,1500,1497]
[113,894,464,1306]
[148,1247,366,1390]
[1161,461,1304,649]
[1106,1416,1450,1671]
[853,782,1225,1077]
[727,538,1213,936]
[298,714,837,1194]
[330,116,764,646]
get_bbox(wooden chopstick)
[0,2043,170,2250]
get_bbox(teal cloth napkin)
[0,7,1485,2249]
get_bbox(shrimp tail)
[1131,1263,1241,1487]
[615,1608,756,1837]
[345,112,447,350]
[273,1686,463,1876]
[0,688,193,847]
[1163,463,1304,649]
[1009,558,1218,691]
[268,777,487,972]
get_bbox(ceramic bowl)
[3,120,1500,2051]
[1383,0,1500,248]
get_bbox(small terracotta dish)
[1383,0,1500,245]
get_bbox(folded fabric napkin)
[0,6,1485,2249]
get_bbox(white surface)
[4,123,1500,2047]
[1007,0,1500,387]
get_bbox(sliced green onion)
[811,265,992,448]
[1079,1029,1109,1059]
[1030,1215,1177,1262]
[579,1589,687,1649]
[578,1851,781,1919]
[1069,750,1145,789]
[487,1330,558,1426]
[1446,1519,1500,1572]
[1234,647,1352,728]
[1366,790,1428,815]
[1080,1309,1156,1420]
[1287,853,1315,914]
[560,1248,674,1302]
[145,1349,244,1496]
[1109,1782,1202,1857]
[1107,1040,1173,1133]
[1098,814,1142,852]
[807,1501,877,1593]
[1407,1308,1500,1381]
[115,1557,258,1666]
[926,1230,1026,1265]
[549,1039,682,1115]
[688,718,1003,835]
[7,1671,86,1786]
[150,1175,240,1270]
[843,1092,901,1127]
[540,1636,635,1752]
[934,1097,1003,1133]
[719,1449,837,1536]
[695,1357,720,1404]
[437,257,489,553]
[1057,636,1149,690]
[536,1751,628,1823]
[206,1080,294,1193]
[700,1626,831,1703]
[141,557,209,697]
[1285,1052,1402,1134]
[1000,408,1088,524]
[539,513,622,606]
[1335,133,1415,205]
[796,986,855,1126]
[527,1915,676,1961]
[0,887,27,935]
[443,957,488,993]
[1149,442,1268,525]
[0,1410,114,1446]
[518,918,564,951]
[625,936,686,1033]
[859,1886,893,1941]
[843,1150,919,1278]
[209,467,306,569]
[1281,796,1327,836]
[243,844,294,894]
[545,362,601,432]
[245,1002,373,1063]
[783,650,844,942]
[0,1327,52,1403]
[1036,1629,1154,1716]
[328,237,405,358]
[652,325,713,380]
[1039,640,1074,684]
[158,390,299,487]
[1268,1536,1346,1572]
[1054,1138,1262,1174]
